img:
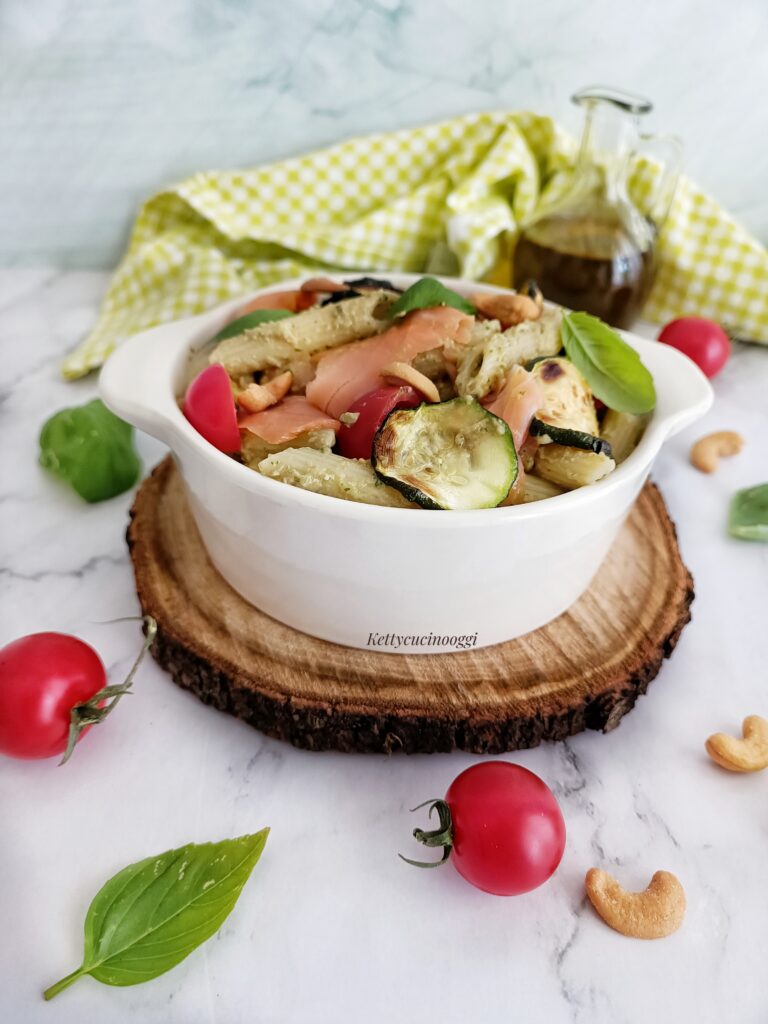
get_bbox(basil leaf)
[39,399,141,502]
[387,276,475,318]
[44,830,269,1000]
[212,308,292,342]
[728,483,768,541]
[560,311,656,414]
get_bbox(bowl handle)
[99,320,191,443]
[656,347,714,439]
[635,338,714,440]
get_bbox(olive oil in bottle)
[513,214,655,329]
[513,87,680,330]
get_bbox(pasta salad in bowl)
[101,274,712,650]
[184,275,653,511]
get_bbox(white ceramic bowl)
[101,274,712,653]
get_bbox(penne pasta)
[600,409,650,464]
[241,428,336,469]
[258,448,417,508]
[534,445,615,489]
[522,473,566,503]
[211,290,394,377]
[531,357,598,434]
[455,306,563,399]
[411,348,456,400]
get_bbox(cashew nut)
[705,715,768,772]
[472,291,542,328]
[381,361,440,403]
[585,868,686,939]
[237,370,293,413]
[690,431,744,473]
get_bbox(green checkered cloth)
[63,111,768,379]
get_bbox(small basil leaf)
[44,830,269,1000]
[387,277,475,318]
[212,308,293,342]
[728,483,768,541]
[39,399,141,503]
[560,311,656,414]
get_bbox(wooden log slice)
[127,457,694,754]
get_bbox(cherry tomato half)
[0,633,106,759]
[336,385,422,460]
[405,761,566,896]
[183,365,241,454]
[657,317,730,378]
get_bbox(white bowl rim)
[104,272,713,529]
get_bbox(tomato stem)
[398,798,454,869]
[59,617,157,765]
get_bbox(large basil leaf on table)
[44,830,269,999]
[39,398,141,502]
[729,483,768,541]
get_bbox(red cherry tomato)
[336,385,423,460]
[0,634,106,759]
[405,761,566,896]
[657,317,730,378]
[183,365,241,453]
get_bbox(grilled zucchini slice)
[530,356,598,434]
[529,418,613,458]
[372,397,517,510]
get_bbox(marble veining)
[0,267,767,1023]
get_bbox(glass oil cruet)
[513,87,681,329]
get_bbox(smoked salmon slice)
[484,366,543,449]
[239,395,340,445]
[300,277,348,293]
[306,307,472,418]
[239,289,316,314]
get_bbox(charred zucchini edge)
[372,397,518,511]
[530,418,613,458]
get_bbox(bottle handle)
[633,133,683,230]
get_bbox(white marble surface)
[0,268,767,1022]
[1,0,768,268]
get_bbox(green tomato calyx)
[398,799,454,868]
